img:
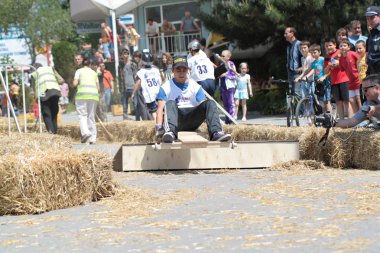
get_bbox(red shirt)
[339,51,361,90]
[324,49,349,85]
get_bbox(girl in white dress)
[234,62,253,121]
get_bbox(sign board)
[119,14,135,25]
[76,22,102,34]
[0,27,32,65]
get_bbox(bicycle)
[295,79,323,126]
[271,79,300,127]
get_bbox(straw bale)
[0,133,71,155]
[270,160,326,171]
[0,150,116,215]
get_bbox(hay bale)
[0,150,116,215]
[270,160,326,171]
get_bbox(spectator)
[145,19,159,54]
[336,27,348,45]
[180,11,200,50]
[98,62,114,113]
[160,52,173,82]
[284,27,302,97]
[326,74,380,128]
[339,39,362,113]
[94,51,104,64]
[323,37,351,120]
[100,22,112,61]
[219,50,238,124]
[348,20,368,50]
[298,41,314,98]
[161,19,176,53]
[365,6,380,75]
[59,81,69,114]
[356,40,368,84]
[119,48,138,120]
[73,58,99,144]
[74,53,84,69]
[31,64,64,134]
[118,20,140,55]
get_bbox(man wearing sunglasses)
[326,74,380,128]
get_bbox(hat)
[173,56,188,69]
[365,6,380,16]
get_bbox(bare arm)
[131,79,141,100]
[156,100,165,126]
[335,117,361,128]
[73,79,79,88]
[248,77,253,97]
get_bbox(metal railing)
[138,32,201,56]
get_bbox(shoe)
[211,132,231,142]
[242,117,247,121]
[89,141,96,145]
[234,115,237,120]
[81,134,91,143]
[162,132,176,143]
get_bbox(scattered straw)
[270,160,326,171]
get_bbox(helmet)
[190,41,201,51]
[142,49,153,66]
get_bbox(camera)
[315,113,336,128]
[362,105,371,114]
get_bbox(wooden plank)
[119,141,299,171]
[177,131,209,144]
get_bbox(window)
[145,1,199,25]
[145,6,161,23]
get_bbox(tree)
[198,0,374,78]
[0,0,75,63]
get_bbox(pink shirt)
[339,51,361,90]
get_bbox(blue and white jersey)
[188,54,215,81]
[137,67,161,103]
[158,79,205,108]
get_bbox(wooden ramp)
[114,132,299,171]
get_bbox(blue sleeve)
[156,87,167,101]
[196,88,206,102]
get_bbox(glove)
[155,124,164,140]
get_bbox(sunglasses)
[362,85,377,93]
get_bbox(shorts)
[59,96,69,105]
[146,101,158,113]
[349,89,360,98]
[331,82,349,101]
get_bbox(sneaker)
[242,117,247,121]
[81,134,91,143]
[211,132,231,142]
[89,141,96,145]
[162,132,176,143]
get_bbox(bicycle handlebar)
[271,79,290,84]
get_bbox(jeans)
[121,90,133,120]
[104,88,111,107]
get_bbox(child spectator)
[323,37,351,120]
[355,40,368,84]
[336,28,348,45]
[131,50,162,120]
[219,50,238,124]
[299,41,314,98]
[295,44,332,113]
[160,52,173,82]
[234,62,253,121]
[339,39,362,113]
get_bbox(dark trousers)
[121,90,133,120]
[164,100,222,139]
[41,95,59,134]
[198,79,216,98]
[134,89,152,121]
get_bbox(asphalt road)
[1,111,379,252]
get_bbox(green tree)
[0,0,75,62]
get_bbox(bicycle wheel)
[286,101,296,127]
[295,97,315,126]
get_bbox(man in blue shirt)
[156,56,231,143]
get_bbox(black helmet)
[142,49,153,66]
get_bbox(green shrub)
[248,85,286,115]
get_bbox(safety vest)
[75,67,99,101]
[31,66,60,99]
